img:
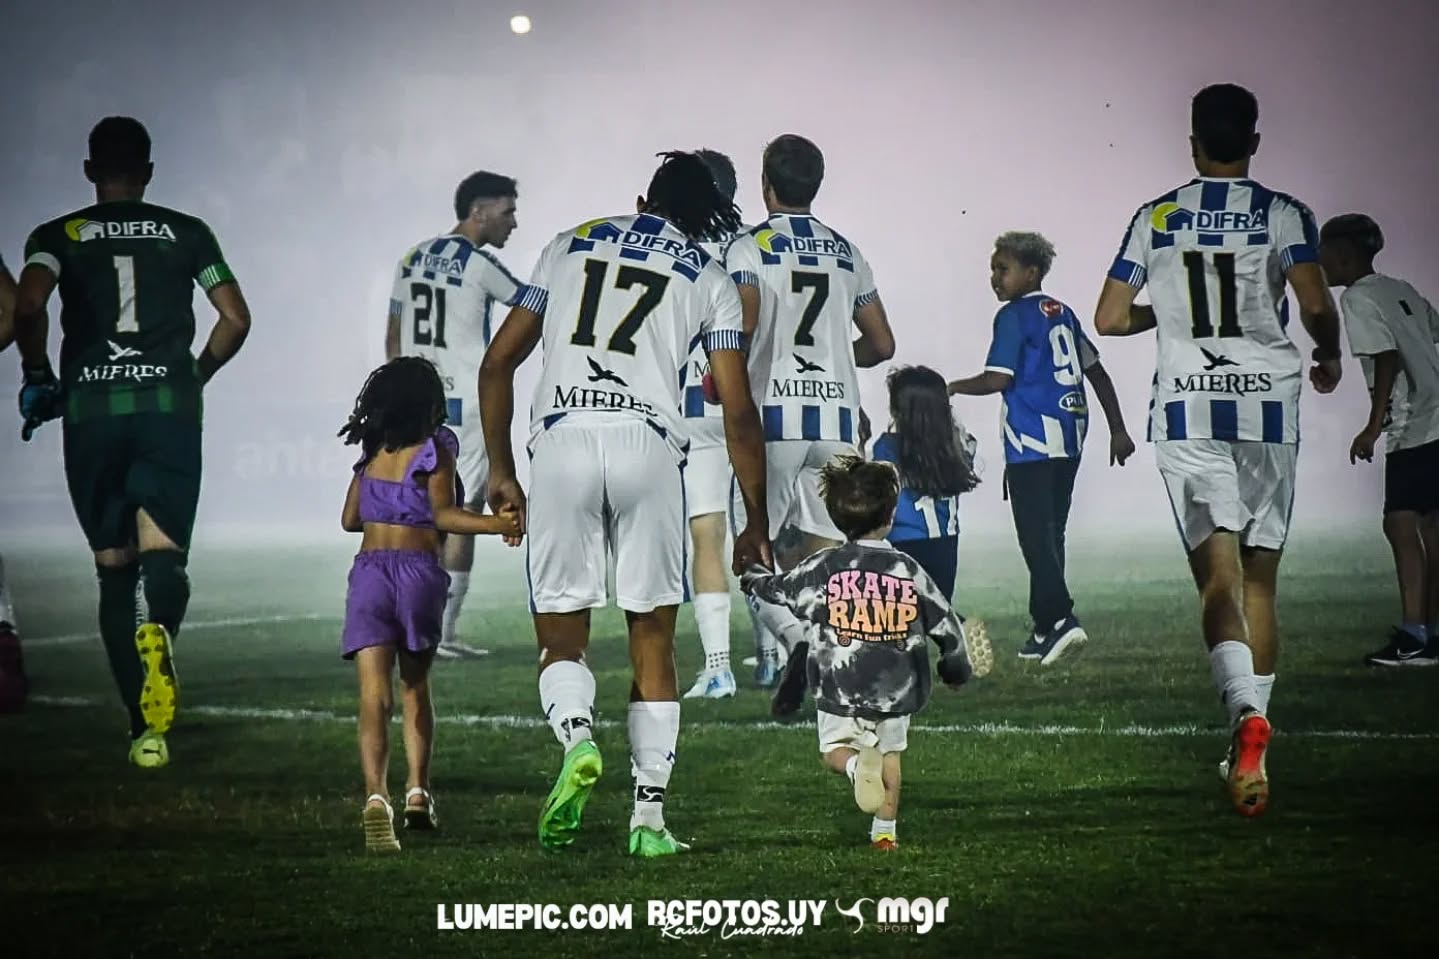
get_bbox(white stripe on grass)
[26,696,1439,740]
[26,614,334,647]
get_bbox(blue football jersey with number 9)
[984,292,1099,463]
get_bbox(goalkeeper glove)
[19,364,63,441]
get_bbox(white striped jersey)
[725,213,878,444]
[679,227,746,447]
[1341,273,1439,452]
[1108,177,1319,444]
[390,234,522,428]
[517,213,745,454]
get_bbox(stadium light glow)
[510,14,532,35]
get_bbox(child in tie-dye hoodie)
[741,456,992,850]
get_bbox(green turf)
[4,532,1437,958]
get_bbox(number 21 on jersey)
[410,282,447,348]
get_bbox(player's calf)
[139,549,191,639]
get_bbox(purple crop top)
[354,427,464,528]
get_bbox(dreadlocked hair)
[887,365,979,499]
[645,151,743,242]
[337,356,448,461]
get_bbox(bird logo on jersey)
[107,340,142,361]
[1200,348,1238,371]
[794,354,825,374]
[586,357,628,387]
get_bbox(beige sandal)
[403,787,438,831]
[363,794,401,853]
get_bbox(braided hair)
[644,151,743,242]
[337,356,448,461]
[887,365,979,499]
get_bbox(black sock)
[140,550,190,638]
[97,564,146,738]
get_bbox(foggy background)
[2,0,1437,548]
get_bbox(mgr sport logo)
[648,896,950,939]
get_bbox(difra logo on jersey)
[1150,202,1266,235]
[753,228,855,268]
[64,218,177,242]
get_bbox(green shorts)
[62,412,203,551]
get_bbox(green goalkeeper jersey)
[23,200,236,423]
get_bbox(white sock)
[629,700,680,831]
[0,555,14,627]
[747,602,780,665]
[1209,641,1261,726]
[538,660,595,749]
[441,571,471,646]
[693,592,732,672]
[844,754,858,784]
[871,817,896,841]
[1253,674,1275,716]
[748,594,805,656]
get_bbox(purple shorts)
[341,550,450,660]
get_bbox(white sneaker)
[682,669,737,699]
[432,644,462,661]
[442,641,488,659]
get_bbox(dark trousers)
[892,536,959,601]
[1006,458,1080,630]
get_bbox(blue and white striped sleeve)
[474,250,524,307]
[1107,207,1150,289]
[516,284,548,316]
[1273,197,1320,273]
[725,235,762,289]
[702,269,746,354]
[853,248,879,310]
[516,238,559,316]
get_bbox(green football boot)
[627,825,691,858]
[538,740,602,850]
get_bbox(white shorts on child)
[817,711,910,754]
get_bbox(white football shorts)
[525,415,687,614]
[816,711,910,755]
[684,436,731,520]
[1155,439,1298,551]
[730,438,856,541]
[453,417,489,510]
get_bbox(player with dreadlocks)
[338,356,520,853]
[480,150,771,857]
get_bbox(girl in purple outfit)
[338,357,520,853]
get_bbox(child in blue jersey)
[949,232,1134,665]
[870,366,980,600]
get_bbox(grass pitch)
[3,531,1436,958]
